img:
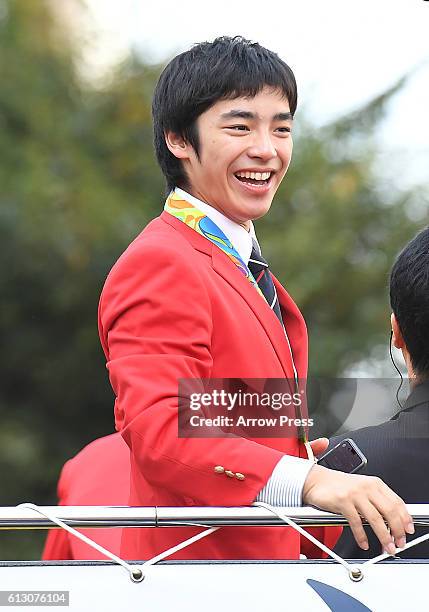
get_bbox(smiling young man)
[98,36,413,561]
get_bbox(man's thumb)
[309,437,329,457]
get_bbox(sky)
[82,0,429,189]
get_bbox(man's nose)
[247,132,277,161]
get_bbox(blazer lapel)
[161,211,212,256]
[212,246,295,378]
[161,211,304,379]
[273,276,308,379]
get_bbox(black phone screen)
[317,439,367,474]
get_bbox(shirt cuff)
[255,455,314,507]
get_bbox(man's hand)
[302,463,415,554]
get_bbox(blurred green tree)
[0,0,425,558]
[260,79,426,375]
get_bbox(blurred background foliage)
[0,0,426,558]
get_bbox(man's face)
[168,87,293,226]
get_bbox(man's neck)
[403,348,419,387]
[176,186,251,231]
[411,375,429,388]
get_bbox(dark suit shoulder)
[331,408,429,508]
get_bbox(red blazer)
[99,211,339,560]
[42,433,129,560]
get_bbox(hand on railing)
[302,464,415,555]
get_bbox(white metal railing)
[2,503,429,586]
[1,504,429,529]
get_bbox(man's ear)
[391,312,405,349]
[165,131,191,160]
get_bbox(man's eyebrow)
[220,110,254,120]
[220,110,293,121]
[273,112,293,121]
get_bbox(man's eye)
[228,125,249,131]
[276,127,291,134]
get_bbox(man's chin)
[238,198,273,221]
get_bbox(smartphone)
[317,438,367,474]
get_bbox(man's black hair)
[152,36,297,192]
[390,226,429,379]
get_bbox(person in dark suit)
[332,226,429,558]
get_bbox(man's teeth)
[235,171,271,181]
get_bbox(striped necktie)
[248,239,283,326]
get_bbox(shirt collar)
[174,187,259,265]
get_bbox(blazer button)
[214,466,225,474]
[235,473,245,481]
[225,470,235,478]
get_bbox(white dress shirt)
[174,188,314,506]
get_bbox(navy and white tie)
[248,239,283,326]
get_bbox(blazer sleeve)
[98,239,286,506]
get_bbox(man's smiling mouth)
[234,170,273,187]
